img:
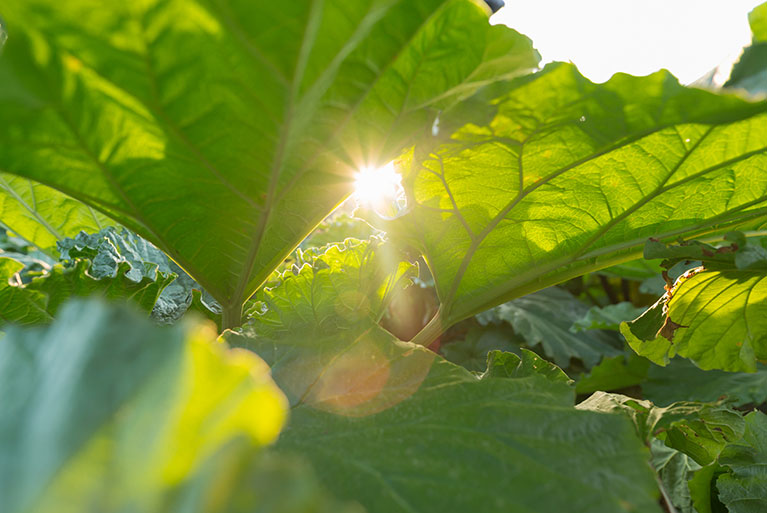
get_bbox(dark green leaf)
[651,440,702,513]
[56,227,219,323]
[716,411,767,513]
[440,324,521,372]
[482,348,572,384]
[476,287,622,367]
[575,353,650,395]
[571,302,647,332]
[643,359,767,408]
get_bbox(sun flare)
[353,162,407,219]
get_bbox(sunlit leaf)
[0,0,539,321]
[227,241,662,513]
[0,174,114,255]
[370,62,767,344]
[622,235,767,371]
[578,392,745,465]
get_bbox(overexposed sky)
[492,1,763,84]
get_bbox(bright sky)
[492,1,763,84]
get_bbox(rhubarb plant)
[1,1,767,512]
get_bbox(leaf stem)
[221,303,242,330]
[410,307,444,347]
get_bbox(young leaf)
[373,62,767,343]
[0,299,288,513]
[0,0,539,321]
[247,237,416,335]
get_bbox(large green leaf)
[0,299,288,513]
[0,174,114,256]
[0,0,538,323]
[228,240,662,513]
[231,327,661,513]
[622,234,767,371]
[370,62,767,344]
[0,255,173,325]
[716,411,767,513]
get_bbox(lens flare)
[353,162,407,219]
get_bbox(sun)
[353,162,407,219]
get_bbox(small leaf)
[482,348,572,384]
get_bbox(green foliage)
[227,239,660,513]
[247,237,416,335]
[372,62,767,340]
[577,392,745,465]
[643,359,767,408]
[0,0,538,320]
[749,2,767,42]
[0,174,114,256]
[2,1,767,511]
[441,324,521,372]
[476,287,621,367]
[0,256,173,325]
[651,440,702,513]
[623,234,767,371]
[575,353,650,394]
[572,302,647,332]
[56,227,220,323]
[0,300,290,513]
[716,411,767,512]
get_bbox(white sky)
[492,1,763,84]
